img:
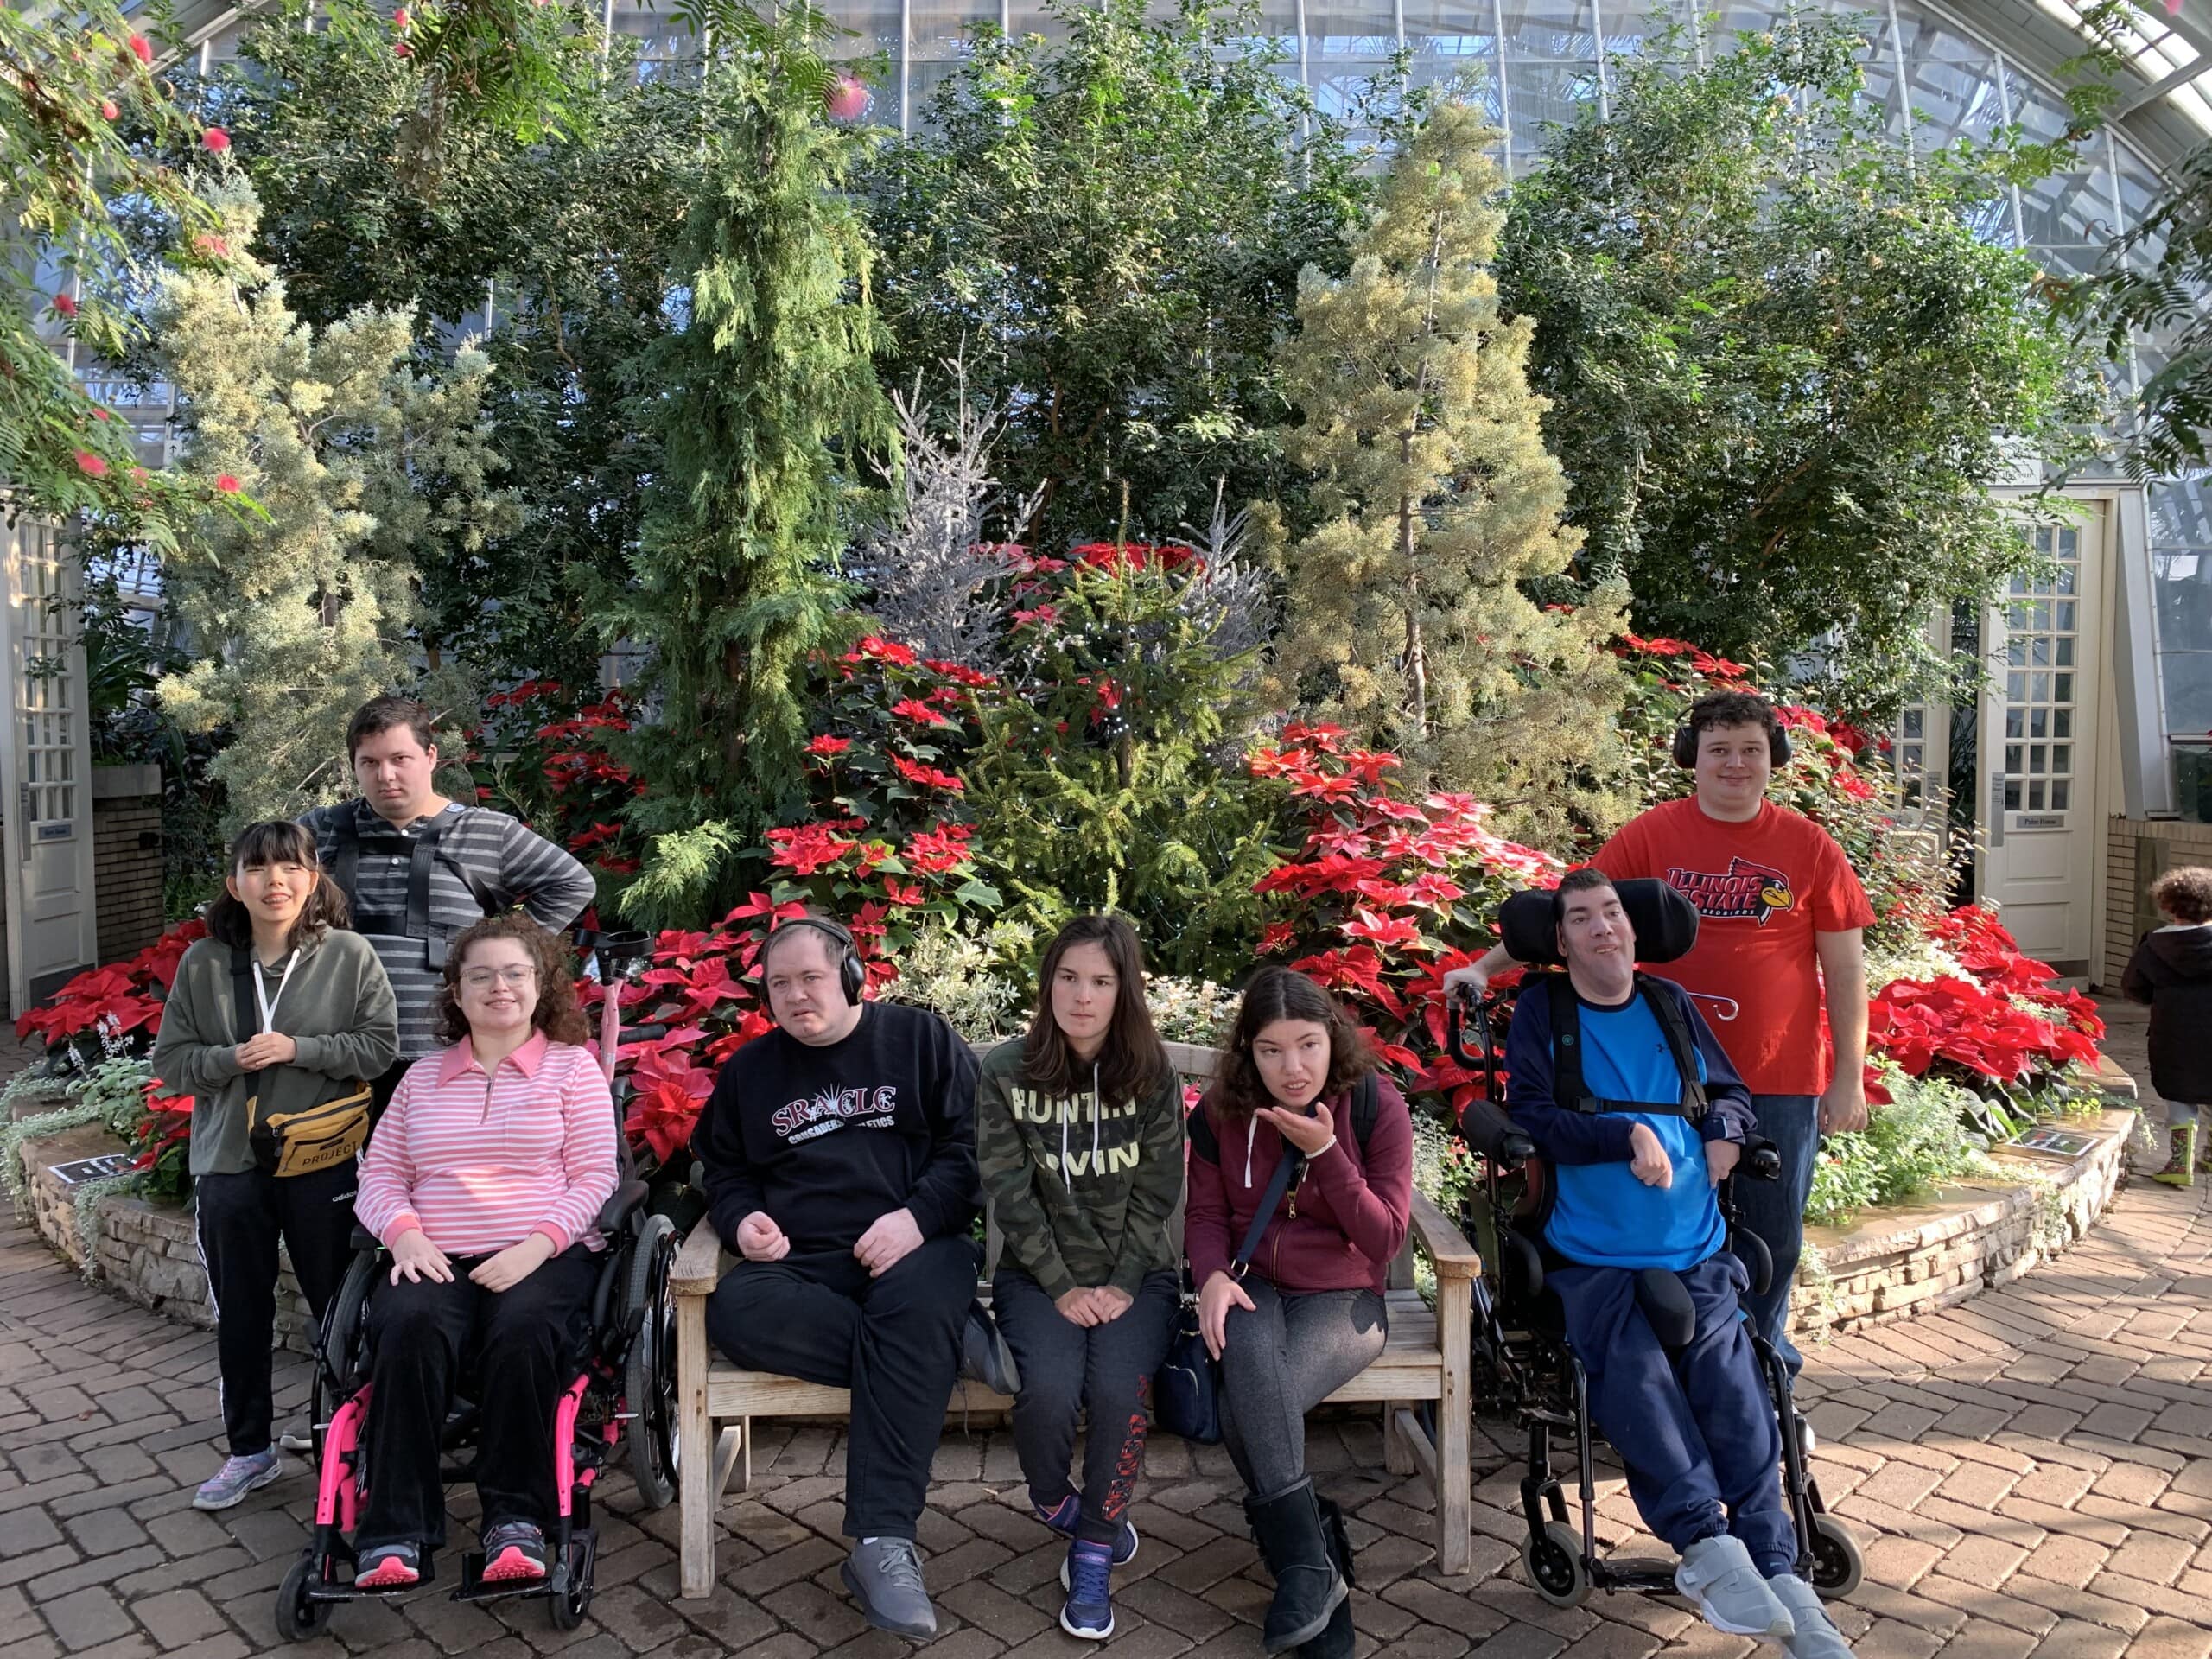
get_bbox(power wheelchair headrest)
[1497,876,1700,967]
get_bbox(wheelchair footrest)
[319,1554,437,1599]
[451,1533,594,1604]
[1590,1556,1678,1591]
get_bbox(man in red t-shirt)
[1449,690,1873,1376]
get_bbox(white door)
[1976,509,2107,975]
[0,514,99,1014]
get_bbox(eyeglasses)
[460,965,537,989]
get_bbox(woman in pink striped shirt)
[352,916,618,1589]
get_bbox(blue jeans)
[1732,1093,1817,1379]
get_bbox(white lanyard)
[253,950,300,1034]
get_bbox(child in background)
[2122,866,2212,1188]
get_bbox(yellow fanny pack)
[247,1084,372,1179]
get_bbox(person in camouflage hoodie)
[978,915,1186,1642]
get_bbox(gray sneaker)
[842,1538,938,1640]
[1770,1573,1851,1659]
[193,1448,283,1510]
[1676,1535,1795,1638]
[279,1421,315,1453]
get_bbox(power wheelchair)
[1446,880,1865,1611]
[274,931,681,1639]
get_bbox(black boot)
[1295,1497,1356,1659]
[1245,1478,1348,1655]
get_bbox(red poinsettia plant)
[16,919,204,1060]
[1866,906,2103,1098]
[469,681,648,880]
[1249,723,1563,1118]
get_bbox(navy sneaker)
[1060,1540,1115,1641]
[1037,1494,1139,1583]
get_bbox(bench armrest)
[671,1223,728,1297]
[1409,1192,1481,1280]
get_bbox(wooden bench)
[670,1040,1479,1596]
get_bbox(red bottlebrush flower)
[395,41,412,56]
[51,292,78,319]
[825,73,870,121]
[889,697,954,728]
[73,450,109,478]
[213,474,241,493]
[394,5,410,23]
[890,754,964,793]
[100,99,119,120]
[128,32,153,63]
[200,127,231,153]
[806,734,854,756]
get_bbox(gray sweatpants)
[1218,1280,1388,1496]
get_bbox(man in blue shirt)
[1505,868,1849,1659]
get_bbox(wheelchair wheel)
[623,1213,680,1510]
[308,1252,378,1454]
[276,1554,332,1642]
[1807,1514,1864,1599]
[1522,1521,1591,1609]
[549,1560,592,1630]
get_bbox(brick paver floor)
[3,1001,2209,1659]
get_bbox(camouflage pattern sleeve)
[1109,1071,1187,1294]
[976,1059,1078,1300]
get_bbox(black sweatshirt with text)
[691,1001,982,1255]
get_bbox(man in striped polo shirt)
[304,696,597,1109]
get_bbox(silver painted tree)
[155,180,517,829]
[1274,100,1628,836]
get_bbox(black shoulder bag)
[1152,1076,1377,1444]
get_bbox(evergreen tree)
[154,180,518,830]
[607,2,893,854]
[1274,100,1625,837]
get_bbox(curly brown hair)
[1210,965,1376,1122]
[2152,866,2212,926]
[435,914,592,1047]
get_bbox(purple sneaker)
[193,1448,282,1510]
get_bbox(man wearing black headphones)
[1447,690,1872,1384]
[690,912,984,1639]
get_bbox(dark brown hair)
[1020,914,1171,1106]
[207,821,351,952]
[435,914,591,1047]
[347,695,438,762]
[2152,867,2212,925]
[1686,690,1784,753]
[1211,965,1375,1122]
[1551,864,1617,922]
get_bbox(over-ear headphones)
[757,914,867,1007]
[1672,714,1791,770]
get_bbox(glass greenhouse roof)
[2032,0,2212,135]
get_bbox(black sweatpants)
[194,1160,359,1457]
[992,1268,1179,1545]
[706,1235,976,1541]
[356,1246,601,1553]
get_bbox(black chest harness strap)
[1545,973,1707,1123]
[328,809,504,970]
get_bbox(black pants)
[356,1247,600,1553]
[993,1269,1179,1545]
[194,1160,359,1457]
[706,1235,976,1540]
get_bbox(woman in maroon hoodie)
[1187,967,1414,1657]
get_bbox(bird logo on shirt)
[1665,857,1795,926]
